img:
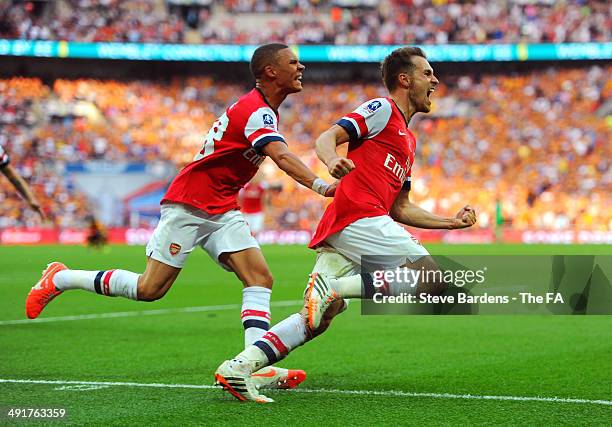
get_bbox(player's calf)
[53,268,141,299]
[136,276,174,301]
[221,248,274,289]
[26,262,144,319]
[135,258,181,301]
[25,258,181,321]
[223,248,277,347]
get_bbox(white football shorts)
[242,212,264,234]
[146,203,259,270]
[323,215,430,270]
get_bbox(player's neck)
[255,84,287,111]
[389,94,414,124]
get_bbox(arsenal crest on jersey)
[169,243,181,256]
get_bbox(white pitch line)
[0,378,216,390]
[0,300,303,326]
[291,387,612,406]
[0,379,610,406]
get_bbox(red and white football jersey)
[239,182,267,214]
[163,89,285,214]
[0,144,9,169]
[309,97,416,248]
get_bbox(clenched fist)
[327,157,355,179]
[451,205,477,229]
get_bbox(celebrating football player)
[25,43,335,391]
[215,47,477,402]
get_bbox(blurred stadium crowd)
[0,0,609,45]
[1,65,610,231]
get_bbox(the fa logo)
[366,100,382,113]
[262,113,274,127]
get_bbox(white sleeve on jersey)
[335,97,393,141]
[0,144,9,169]
[244,107,286,153]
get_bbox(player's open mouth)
[427,88,435,98]
[295,74,303,81]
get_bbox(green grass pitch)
[1,244,611,425]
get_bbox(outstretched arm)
[262,141,335,197]
[315,125,355,179]
[1,164,45,218]
[390,188,476,230]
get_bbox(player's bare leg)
[25,257,180,319]
[221,247,274,290]
[220,248,306,390]
[137,258,181,301]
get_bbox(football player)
[215,47,477,402]
[25,44,334,390]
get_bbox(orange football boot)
[251,367,307,390]
[25,262,67,319]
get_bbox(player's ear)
[398,73,411,89]
[263,64,277,79]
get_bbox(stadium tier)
[0,64,610,243]
[0,0,609,45]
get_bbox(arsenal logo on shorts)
[169,243,181,256]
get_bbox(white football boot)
[214,359,273,403]
[305,272,339,330]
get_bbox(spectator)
[0,65,609,231]
[1,0,609,45]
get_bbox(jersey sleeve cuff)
[253,135,287,154]
[336,119,359,142]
